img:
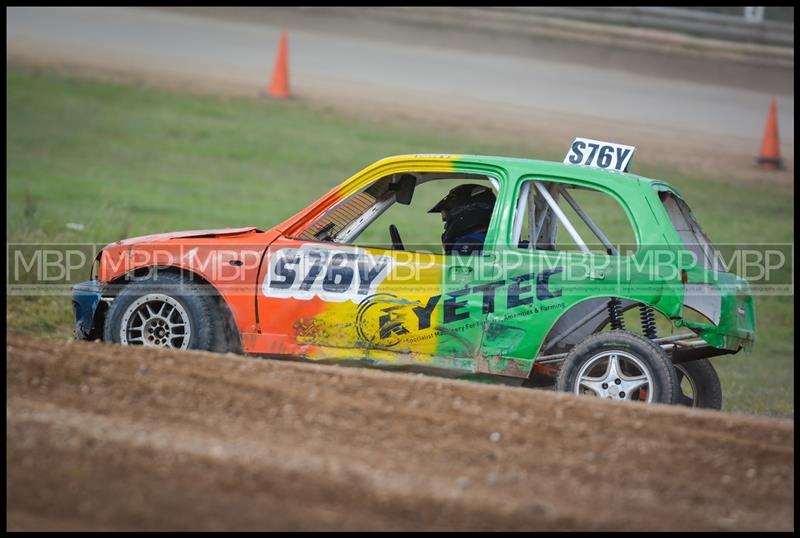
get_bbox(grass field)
[6,66,794,417]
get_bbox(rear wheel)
[104,272,232,352]
[674,359,723,410]
[556,330,679,404]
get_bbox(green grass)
[6,66,794,417]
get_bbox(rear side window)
[659,191,722,269]
[512,180,636,255]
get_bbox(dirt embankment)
[6,333,794,531]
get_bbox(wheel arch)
[105,265,243,352]
[536,295,673,358]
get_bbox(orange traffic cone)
[756,97,782,170]
[269,32,289,98]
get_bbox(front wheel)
[104,272,232,352]
[556,330,679,404]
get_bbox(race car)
[72,140,756,408]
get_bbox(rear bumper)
[72,280,103,340]
[678,276,756,353]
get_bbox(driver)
[429,184,496,255]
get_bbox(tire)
[104,271,232,353]
[674,359,723,410]
[556,330,679,404]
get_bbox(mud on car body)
[73,142,756,408]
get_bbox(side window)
[512,180,636,255]
[294,172,499,255]
[362,178,497,254]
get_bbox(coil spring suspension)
[640,305,657,339]
[607,298,625,330]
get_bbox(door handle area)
[588,269,606,280]
[448,265,474,278]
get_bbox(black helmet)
[430,184,495,250]
[441,205,494,250]
[429,183,496,219]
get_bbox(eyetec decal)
[263,244,394,303]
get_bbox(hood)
[108,227,262,248]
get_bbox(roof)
[372,153,674,191]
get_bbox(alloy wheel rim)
[574,350,653,403]
[120,293,191,349]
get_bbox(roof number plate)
[564,138,635,172]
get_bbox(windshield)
[297,178,394,243]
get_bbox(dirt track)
[6,333,794,531]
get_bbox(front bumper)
[72,280,103,340]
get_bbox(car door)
[257,235,495,372]
[255,165,509,371]
[479,177,639,365]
